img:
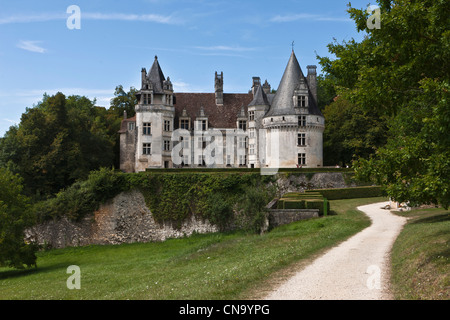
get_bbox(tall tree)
[109,85,138,119]
[319,0,450,207]
[0,168,37,268]
[0,93,116,198]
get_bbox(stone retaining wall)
[268,209,319,228]
[26,172,355,248]
[25,189,218,249]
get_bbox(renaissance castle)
[119,51,324,172]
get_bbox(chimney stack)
[306,65,317,106]
[251,77,261,96]
[215,71,223,105]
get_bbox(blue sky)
[0,0,372,137]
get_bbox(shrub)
[306,186,383,200]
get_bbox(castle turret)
[263,50,324,168]
[134,55,175,171]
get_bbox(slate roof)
[173,93,253,129]
[118,115,136,133]
[248,85,270,106]
[265,51,322,117]
[147,56,166,93]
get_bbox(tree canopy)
[318,0,449,207]
[0,168,37,268]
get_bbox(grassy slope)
[390,207,449,300]
[0,197,385,300]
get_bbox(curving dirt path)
[264,201,407,300]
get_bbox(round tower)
[262,51,324,168]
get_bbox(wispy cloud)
[17,40,47,53]
[0,11,182,25]
[193,45,258,52]
[83,12,181,24]
[0,13,65,24]
[2,118,18,124]
[270,13,351,23]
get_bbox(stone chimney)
[251,77,261,96]
[215,71,223,105]
[306,65,317,106]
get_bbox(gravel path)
[264,201,407,300]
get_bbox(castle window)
[249,144,255,155]
[163,140,171,151]
[182,155,190,166]
[180,136,189,148]
[249,111,255,121]
[201,120,207,131]
[143,122,151,135]
[239,155,247,166]
[238,120,247,131]
[298,95,307,107]
[226,155,232,167]
[143,143,151,155]
[164,120,171,132]
[249,129,255,138]
[128,122,135,131]
[298,133,306,146]
[180,119,190,130]
[238,137,247,149]
[198,155,205,166]
[143,94,151,105]
[298,153,306,166]
[298,116,306,127]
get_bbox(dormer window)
[238,120,247,131]
[180,119,190,130]
[297,95,307,107]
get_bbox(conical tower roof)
[147,55,165,93]
[265,51,321,117]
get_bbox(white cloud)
[0,11,182,25]
[2,118,18,124]
[193,45,258,52]
[17,40,47,53]
[0,13,65,24]
[83,12,181,24]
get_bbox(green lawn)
[391,207,449,300]
[0,197,386,300]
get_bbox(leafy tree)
[319,0,449,207]
[109,85,138,119]
[0,93,117,198]
[322,96,388,167]
[0,168,37,269]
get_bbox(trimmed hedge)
[305,186,383,200]
[276,191,329,215]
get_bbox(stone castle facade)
[119,51,324,172]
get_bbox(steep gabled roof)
[147,56,165,93]
[248,85,270,106]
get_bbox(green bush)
[32,170,277,233]
[306,186,383,200]
[282,200,306,209]
[34,167,127,222]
